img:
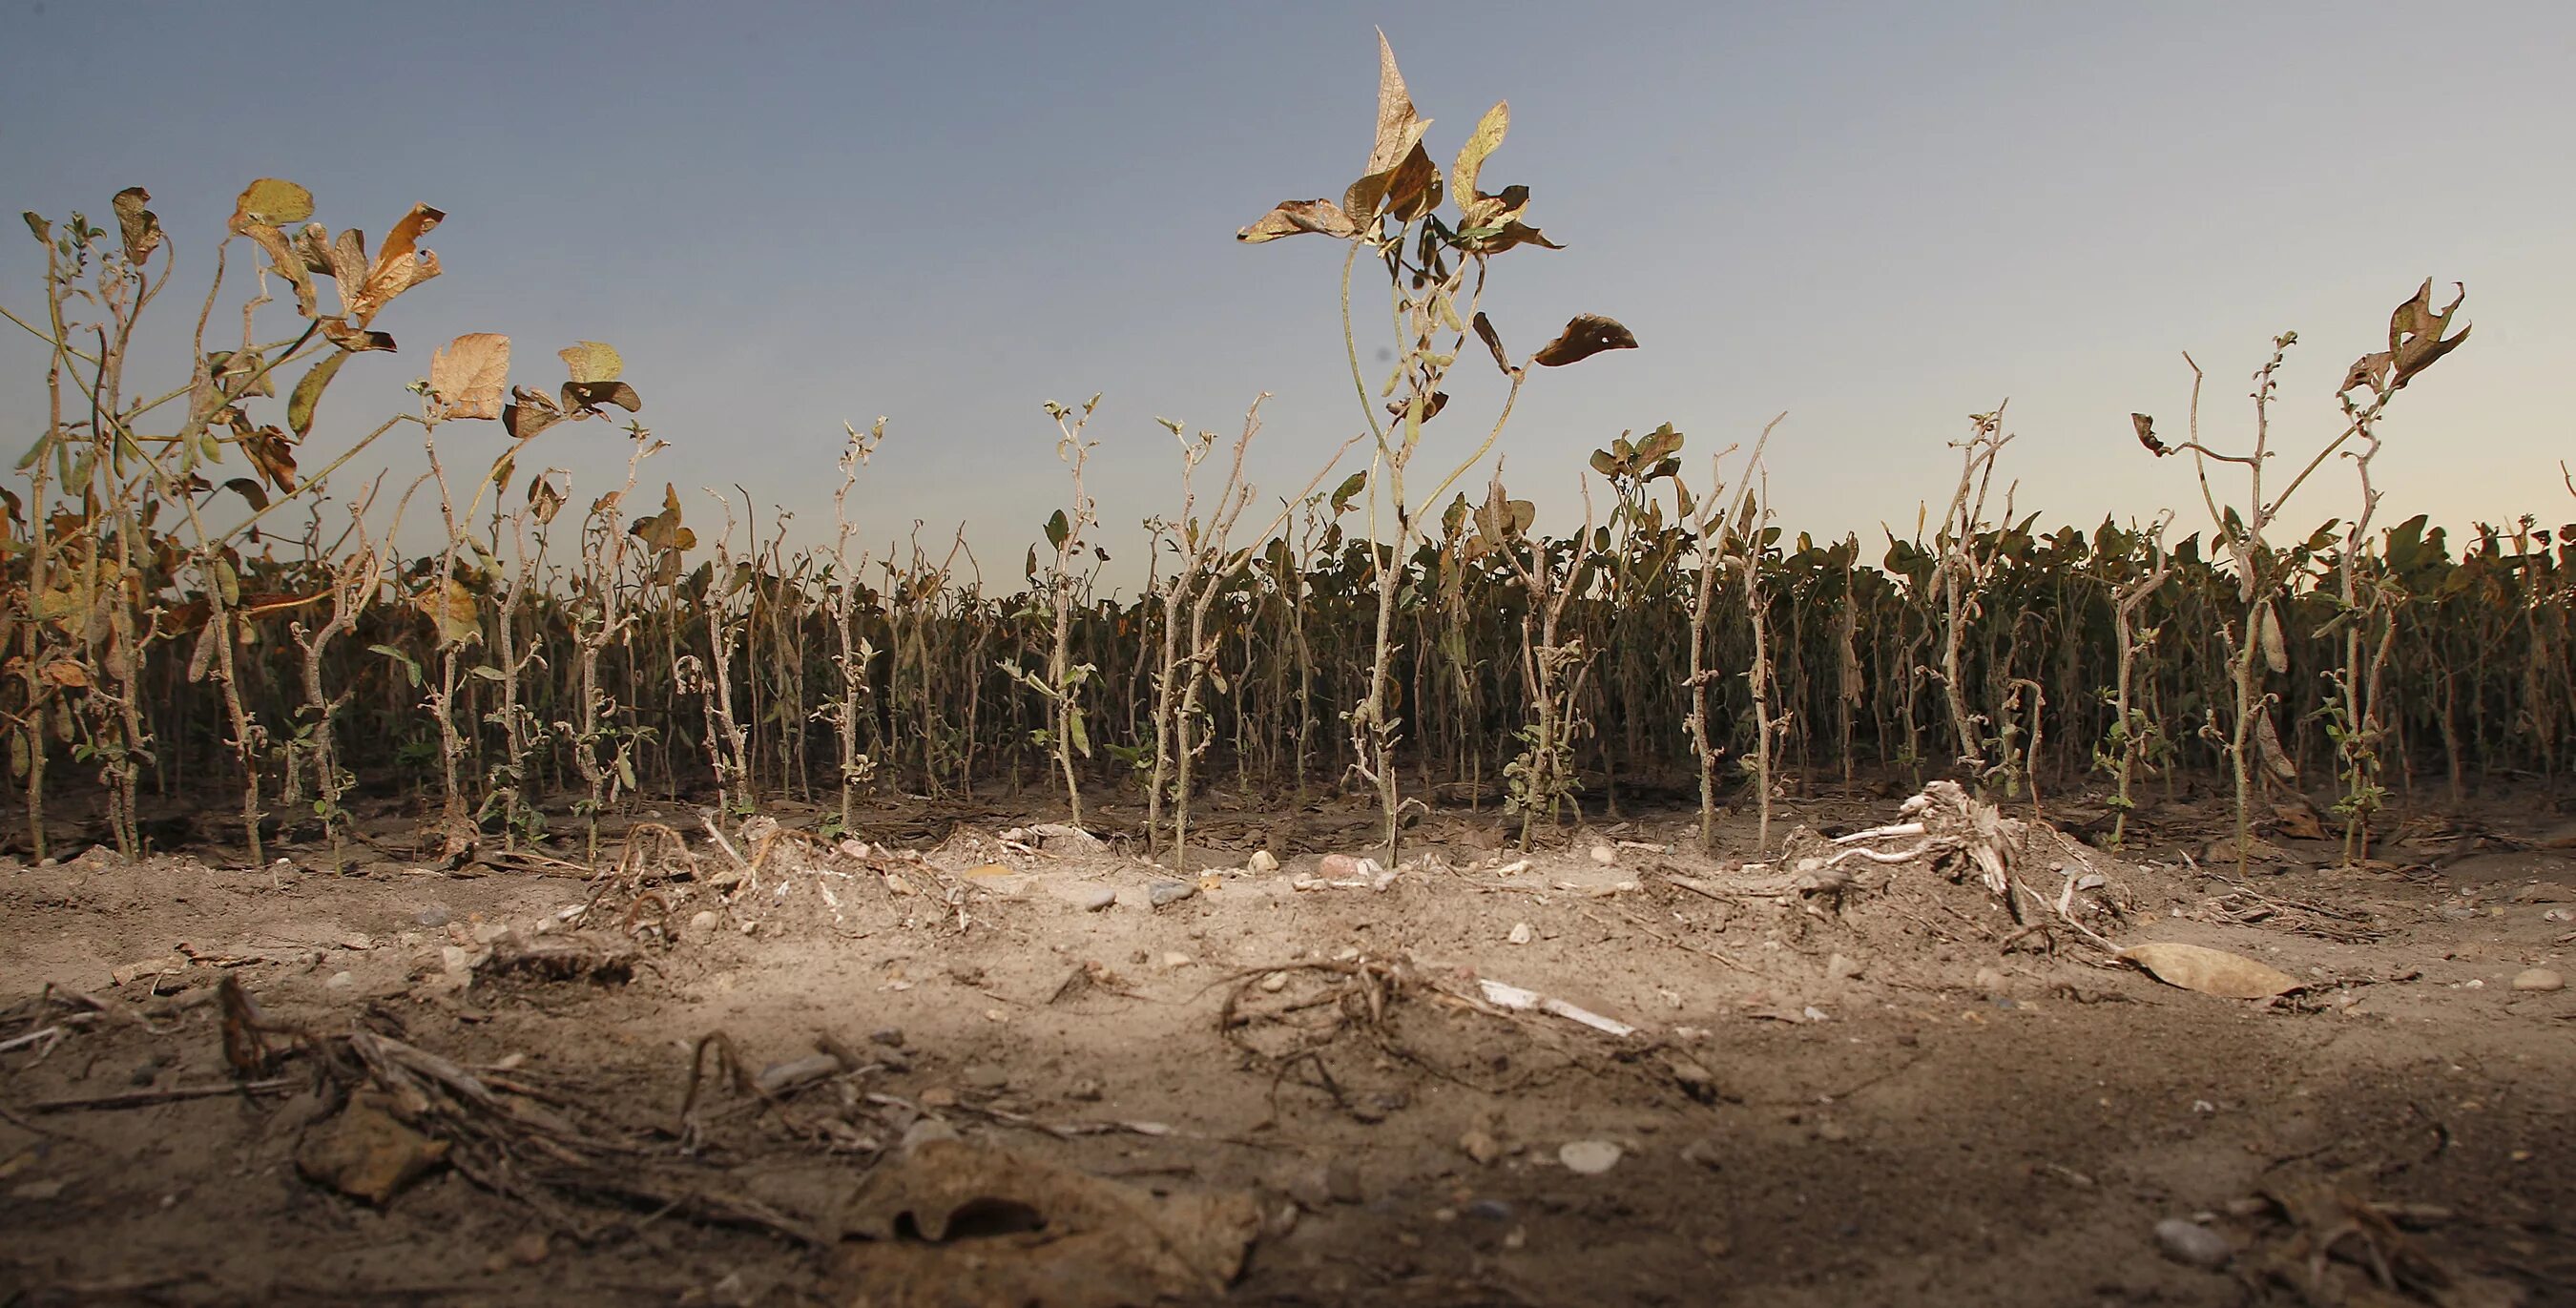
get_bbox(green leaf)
[369,643,423,687]
[287,351,348,440]
[1067,707,1091,758]
[1045,509,1070,550]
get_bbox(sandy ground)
[2,782,2569,1307]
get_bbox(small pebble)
[1147,880,1196,908]
[324,970,356,991]
[1589,845,1616,865]
[1259,972,1288,992]
[1465,1198,1513,1222]
[1507,923,1534,945]
[2154,1216,2232,1270]
[2511,967,2564,993]
[1459,1130,1502,1166]
[1061,883,1118,912]
[1559,1140,1623,1175]
[689,909,719,935]
[413,905,452,928]
[1248,850,1278,874]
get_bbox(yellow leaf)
[558,341,623,384]
[231,177,314,230]
[413,577,480,648]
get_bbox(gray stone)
[2153,1217,2231,1270]
[1147,880,1197,908]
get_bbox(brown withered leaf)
[1467,218,1561,255]
[1362,30,1425,183]
[38,659,89,689]
[629,484,696,554]
[2121,942,2301,1000]
[244,426,299,493]
[413,576,480,648]
[558,340,623,384]
[1382,141,1444,223]
[343,204,445,325]
[2384,278,2468,392]
[528,472,566,525]
[504,386,565,441]
[1532,314,1638,367]
[1237,198,1360,243]
[427,333,509,423]
[2131,413,2169,456]
[111,187,161,264]
[562,380,642,415]
[319,318,395,353]
[1472,312,1510,375]
[291,223,335,276]
[239,220,318,318]
[1386,390,1449,423]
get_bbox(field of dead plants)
[4,34,2573,1308]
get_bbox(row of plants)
[6,38,2561,876]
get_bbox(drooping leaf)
[505,386,565,440]
[1329,470,1369,514]
[22,212,49,242]
[1532,314,1639,367]
[1236,198,1361,243]
[562,380,642,414]
[111,187,161,264]
[2121,942,2301,1000]
[1045,509,1070,550]
[427,333,509,422]
[243,426,298,493]
[319,318,396,353]
[1471,312,1510,375]
[231,178,315,229]
[559,340,623,384]
[2131,413,2169,456]
[222,478,270,512]
[288,351,349,440]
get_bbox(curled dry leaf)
[1532,314,1639,367]
[1236,198,1360,243]
[2131,413,2170,456]
[2120,942,2301,1000]
[505,387,565,441]
[2341,280,2469,397]
[629,484,696,554]
[427,333,510,423]
[111,187,162,265]
[562,380,642,415]
[243,426,298,494]
[342,204,446,326]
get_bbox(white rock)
[1589,845,1616,865]
[1507,922,1534,945]
[1558,1140,1623,1175]
[324,970,356,990]
[689,909,720,935]
[2511,967,2564,993]
[2153,1216,2231,1270]
[1249,849,1279,874]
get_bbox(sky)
[5,1,2570,587]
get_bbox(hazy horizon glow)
[6,1,2570,587]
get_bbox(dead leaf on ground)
[295,1090,451,1205]
[836,1137,1259,1308]
[2121,942,2302,1000]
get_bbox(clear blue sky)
[6,1,2569,582]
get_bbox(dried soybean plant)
[1006,397,1104,829]
[822,419,888,838]
[2130,280,2466,869]
[1238,31,1637,860]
